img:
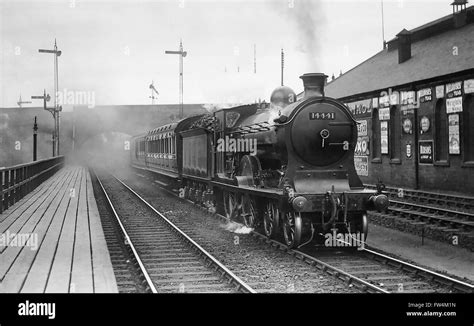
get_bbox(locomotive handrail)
[0,156,65,213]
[274,97,358,126]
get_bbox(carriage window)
[435,99,448,162]
[464,96,474,162]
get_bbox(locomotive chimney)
[300,73,328,98]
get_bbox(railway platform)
[0,165,118,293]
[367,223,474,283]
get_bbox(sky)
[0,0,458,109]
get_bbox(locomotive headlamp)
[292,196,307,211]
[370,194,389,212]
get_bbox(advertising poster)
[419,141,434,164]
[379,95,390,108]
[417,88,432,103]
[436,85,445,99]
[446,81,463,98]
[346,99,372,118]
[355,136,370,156]
[464,79,474,94]
[446,97,463,114]
[379,108,390,120]
[357,120,368,136]
[354,156,369,176]
[381,121,389,154]
[448,114,460,155]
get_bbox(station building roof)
[324,5,474,101]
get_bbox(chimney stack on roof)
[396,29,412,64]
[451,0,468,28]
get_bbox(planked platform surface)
[0,165,118,293]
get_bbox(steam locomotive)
[130,73,388,248]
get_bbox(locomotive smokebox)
[300,73,328,98]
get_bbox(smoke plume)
[269,0,325,68]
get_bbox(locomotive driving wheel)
[223,190,240,220]
[283,212,302,248]
[263,201,279,239]
[240,194,257,228]
[347,214,368,241]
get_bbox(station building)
[324,1,474,194]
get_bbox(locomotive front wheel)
[240,194,257,228]
[283,212,302,248]
[223,191,239,220]
[362,214,368,241]
[347,214,368,242]
[263,202,279,239]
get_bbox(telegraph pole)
[39,39,62,155]
[281,48,284,86]
[165,40,187,119]
[381,0,386,49]
[33,117,38,161]
[31,90,54,156]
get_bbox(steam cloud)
[269,0,325,69]
[221,220,253,235]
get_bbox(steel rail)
[362,247,474,293]
[132,170,474,293]
[131,172,387,293]
[95,171,158,293]
[113,174,256,294]
[389,199,474,219]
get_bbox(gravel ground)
[115,169,360,293]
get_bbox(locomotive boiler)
[130,72,388,248]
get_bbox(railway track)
[93,170,255,293]
[269,238,473,293]
[91,171,149,292]
[126,169,474,293]
[387,199,474,230]
[365,184,474,249]
[366,184,474,214]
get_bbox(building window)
[371,108,380,160]
[463,95,474,162]
[389,106,400,160]
[435,99,448,162]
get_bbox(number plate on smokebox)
[309,112,335,120]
